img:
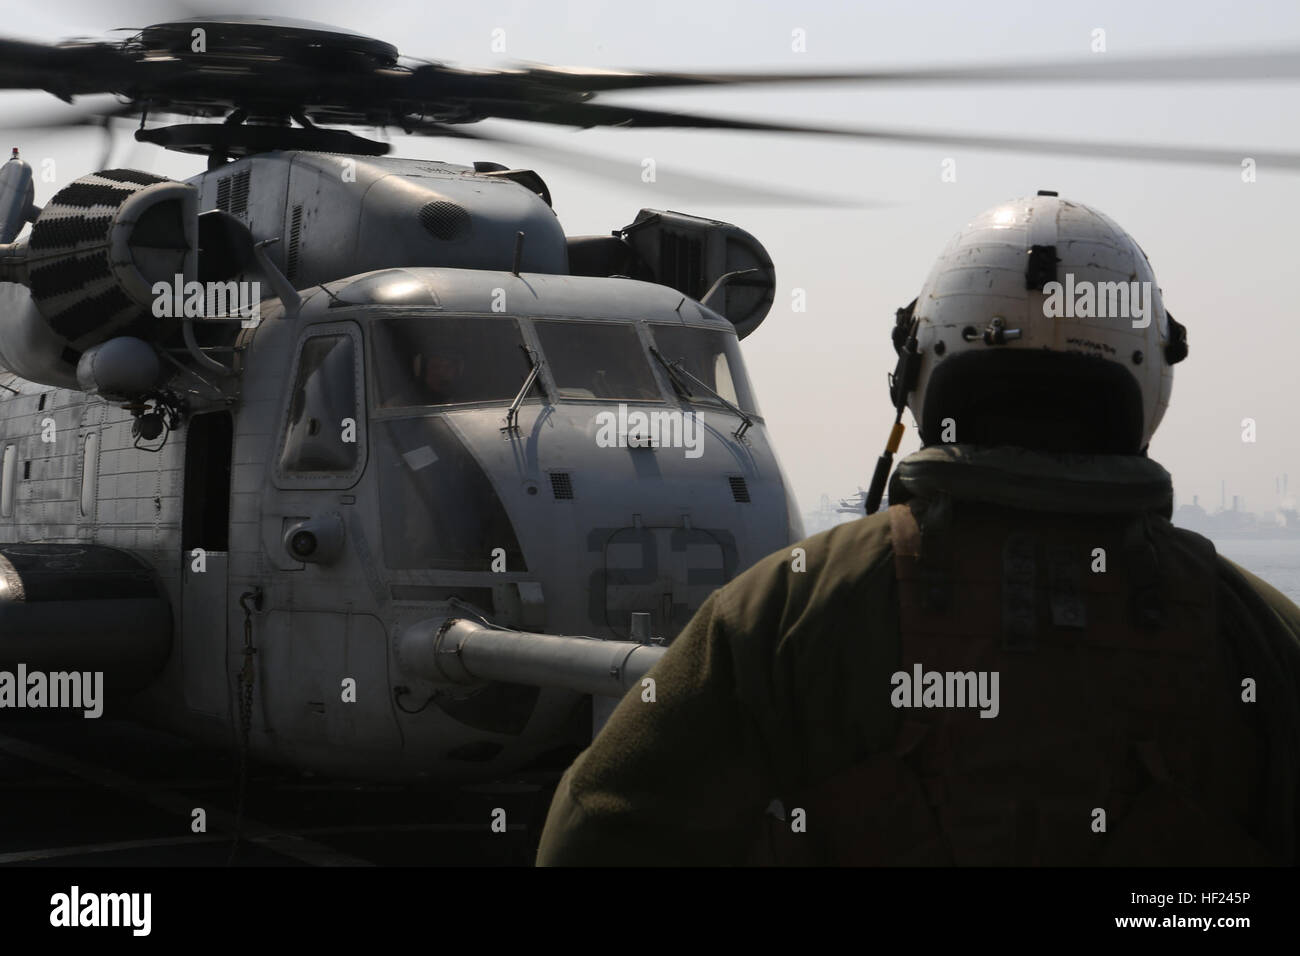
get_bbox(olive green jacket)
[536,446,1300,865]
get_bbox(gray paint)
[0,152,797,781]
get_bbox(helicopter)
[1,12,1298,786]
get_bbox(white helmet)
[890,191,1187,454]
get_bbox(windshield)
[534,321,661,401]
[375,416,527,571]
[651,324,759,414]
[372,316,536,408]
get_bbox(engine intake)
[25,169,198,352]
[567,208,776,339]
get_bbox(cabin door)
[181,410,233,717]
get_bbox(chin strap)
[866,303,922,515]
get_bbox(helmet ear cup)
[1164,311,1189,365]
[919,351,1146,454]
[892,298,918,353]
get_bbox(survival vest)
[765,446,1278,866]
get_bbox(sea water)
[1209,537,1300,604]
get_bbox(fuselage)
[0,153,801,780]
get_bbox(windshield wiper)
[649,345,694,399]
[649,346,753,440]
[503,344,547,433]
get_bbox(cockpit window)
[534,321,661,401]
[280,333,360,475]
[372,316,536,408]
[651,324,759,414]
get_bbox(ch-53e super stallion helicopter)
[1,12,1297,785]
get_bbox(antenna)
[512,231,525,276]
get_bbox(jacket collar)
[887,444,1174,517]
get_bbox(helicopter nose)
[596,525,730,639]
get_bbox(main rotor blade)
[397,119,881,207]
[459,100,1300,170]
[0,38,136,95]
[499,49,1300,92]
[0,101,141,131]
[0,104,135,170]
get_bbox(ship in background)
[802,488,877,536]
[1173,474,1300,539]
[802,472,1300,540]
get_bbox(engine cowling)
[567,208,776,339]
[0,168,198,388]
[25,169,198,351]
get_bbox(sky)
[6,0,1300,518]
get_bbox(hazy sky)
[9,0,1300,517]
